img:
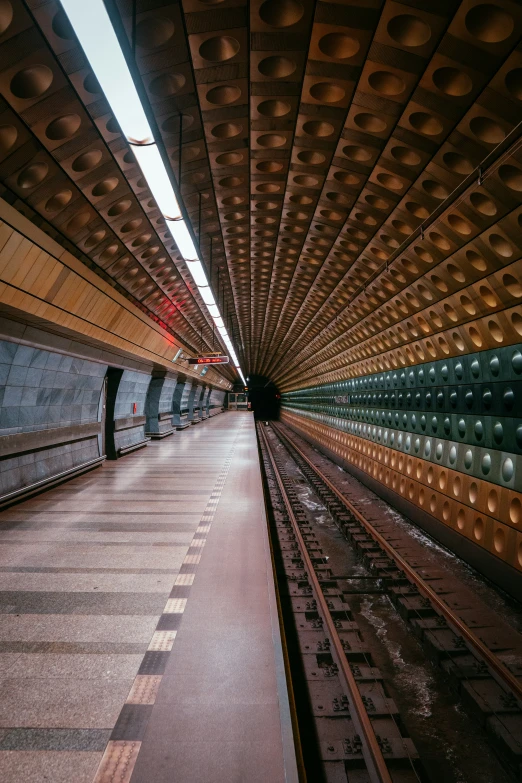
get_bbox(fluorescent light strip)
[60,0,245,385]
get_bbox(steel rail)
[258,425,394,783]
[273,422,522,706]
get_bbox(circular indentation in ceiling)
[470,192,497,215]
[72,149,102,172]
[465,4,514,43]
[343,145,371,162]
[0,124,17,154]
[45,113,81,141]
[422,179,449,199]
[92,177,119,197]
[149,72,186,97]
[206,84,241,105]
[257,133,286,147]
[100,244,118,262]
[255,201,278,210]
[318,32,360,59]
[433,66,473,97]
[85,229,106,248]
[10,65,53,99]
[256,183,279,193]
[162,114,193,133]
[17,162,48,189]
[354,112,386,133]
[387,14,431,47]
[211,122,242,139]
[105,117,119,135]
[216,152,243,165]
[368,70,405,96]
[182,146,200,162]
[294,174,318,186]
[132,233,151,247]
[309,82,345,102]
[469,116,505,144]
[499,164,522,191]
[224,211,244,221]
[327,191,350,205]
[121,218,142,233]
[136,16,175,49]
[489,233,513,257]
[257,160,283,172]
[443,151,473,174]
[258,55,296,78]
[333,171,360,186]
[466,250,487,271]
[219,176,243,187]
[406,201,429,218]
[67,212,91,233]
[257,99,291,117]
[83,72,100,94]
[393,219,412,235]
[377,172,403,191]
[391,146,421,166]
[108,199,132,217]
[409,111,443,136]
[366,194,389,210]
[505,68,522,100]
[45,189,72,212]
[289,194,312,205]
[259,0,304,27]
[302,120,334,137]
[51,8,74,39]
[199,35,239,62]
[448,214,471,235]
[297,150,325,165]
[222,195,245,206]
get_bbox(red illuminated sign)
[188,356,229,365]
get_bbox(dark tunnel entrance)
[245,375,281,420]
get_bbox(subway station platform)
[0,412,297,783]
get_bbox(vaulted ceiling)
[1,0,522,392]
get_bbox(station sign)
[334,395,350,404]
[188,355,229,365]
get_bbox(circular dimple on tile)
[72,149,102,172]
[256,160,283,172]
[99,244,119,263]
[256,183,279,193]
[108,199,132,217]
[302,120,334,137]
[85,229,106,248]
[465,4,514,43]
[45,113,81,141]
[432,66,473,97]
[327,191,351,205]
[92,177,119,197]
[390,146,420,166]
[199,35,240,62]
[149,72,186,98]
[67,212,91,233]
[422,179,448,199]
[319,32,359,59]
[499,164,522,191]
[354,112,386,133]
[257,99,290,117]
[211,122,242,139]
[365,194,388,211]
[121,218,142,233]
[136,16,175,49]
[224,211,244,221]
[181,146,201,163]
[343,145,371,162]
[219,176,243,187]
[430,231,451,250]
[448,214,471,235]
[51,7,74,39]
[406,201,429,219]
[294,174,318,186]
[17,162,48,189]
[0,124,17,155]
[409,111,443,135]
[259,0,304,27]
[296,150,325,165]
[132,233,151,247]
[83,72,100,94]
[470,116,505,144]
[443,151,473,174]
[466,249,487,271]
[309,82,345,103]
[162,114,193,133]
[368,70,405,96]
[505,67,522,99]
[257,133,286,148]
[470,192,497,215]
[489,233,513,257]
[222,195,245,206]
[392,219,412,235]
[503,273,522,298]
[206,85,241,105]
[377,172,403,191]
[387,14,431,46]
[216,152,243,165]
[45,189,72,212]
[10,65,53,99]
[258,55,295,78]
[290,194,312,205]
[333,171,360,187]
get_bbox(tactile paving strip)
[91,419,246,783]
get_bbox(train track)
[257,420,522,782]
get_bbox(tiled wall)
[0,339,106,495]
[282,343,522,588]
[113,370,152,453]
[145,374,179,435]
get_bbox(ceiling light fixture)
[59,0,246,385]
